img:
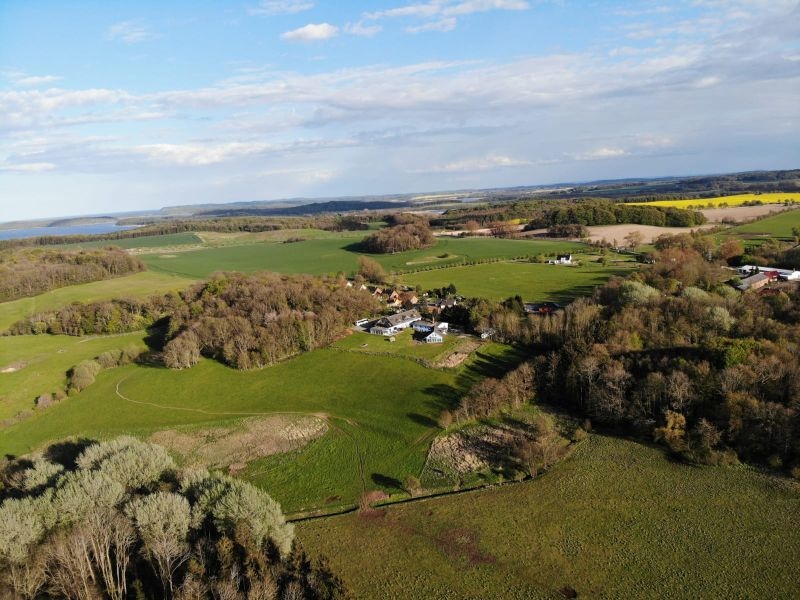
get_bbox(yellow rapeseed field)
[629,192,800,209]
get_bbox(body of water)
[0,223,137,241]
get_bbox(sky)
[0,0,798,222]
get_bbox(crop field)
[0,271,196,331]
[0,342,521,513]
[725,207,800,239]
[140,236,584,280]
[400,258,638,301]
[60,232,203,249]
[298,434,800,599]
[0,332,148,421]
[629,192,800,209]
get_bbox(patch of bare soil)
[435,338,481,369]
[427,423,528,475]
[150,414,327,469]
[583,224,715,245]
[701,204,795,223]
[435,527,495,566]
[0,361,26,374]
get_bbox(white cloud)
[407,18,457,33]
[344,21,383,37]
[247,1,314,16]
[423,154,531,173]
[133,142,273,166]
[2,71,62,88]
[0,162,57,172]
[572,147,628,161]
[366,0,529,33]
[105,20,156,43]
[280,22,338,42]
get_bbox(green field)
[726,207,800,239]
[0,342,519,513]
[141,236,584,279]
[400,259,638,301]
[0,271,196,331]
[0,332,148,421]
[59,232,203,249]
[298,434,800,599]
[332,329,463,361]
[630,192,800,209]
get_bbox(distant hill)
[198,199,411,217]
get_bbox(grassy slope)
[58,232,203,249]
[0,271,196,331]
[0,343,518,512]
[298,435,800,600]
[726,207,800,239]
[0,332,148,421]
[140,237,584,280]
[630,192,800,209]
[400,259,638,302]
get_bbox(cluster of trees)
[7,273,378,371]
[447,362,536,423]
[0,248,144,302]
[0,437,346,599]
[360,221,435,254]
[162,273,378,370]
[67,345,144,395]
[526,200,707,229]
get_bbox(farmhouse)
[369,309,422,335]
[555,254,572,264]
[738,265,800,281]
[736,272,769,292]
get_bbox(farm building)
[555,254,572,264]
[412,320,449,334]
[738,265,800,281]
[736,273,770,291]
[369,309,422,335]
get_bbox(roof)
[376,308,421,327]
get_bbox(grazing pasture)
[0,342,520,513]
[630,192,800,210]
[298,434,800,600]
[140,236,584,279]
[400,259,637,302]
[0,271,195,331]
[725,207,800,239]
[0,332,148,421]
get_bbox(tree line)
[0,248,144,302]
[0,436,347,599]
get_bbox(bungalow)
[369,308,422,335]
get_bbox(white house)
[424,331,444,344]
[555,254,572,264]
[738,265,800,281]
[369,309,422,335]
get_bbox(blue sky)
[1,0,798,221]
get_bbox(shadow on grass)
[44,438,96,470]
[371,473,403,491]
[408,412,437,427]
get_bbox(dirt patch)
[150,414,327,469]
[435,527,495,566]
[700,204,795,223]
[583,224,715,245]
[427,424,523,475]
[0,361,26,374]
[435,338,481,369]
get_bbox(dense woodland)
[6,273,378,371]
[0,248,144,302]
[448,237,800,473]
[0,437,346,599]
[430,198,706,230]
[359,220,436,253]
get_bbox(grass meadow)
[725,207,800,239]
[0,332,148,421]
[0,271,196,332]
[58,232,203,249]
[0,342,520,513]
[298,434,800,599]
[629,192,800,210]
[140,236,584,280]
[400,258,638,302]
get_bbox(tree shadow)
[44,438,97,471]
[407,412,437,427]
[371,473,403,491]
[144,317,170,351]
[423,383,462,412]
